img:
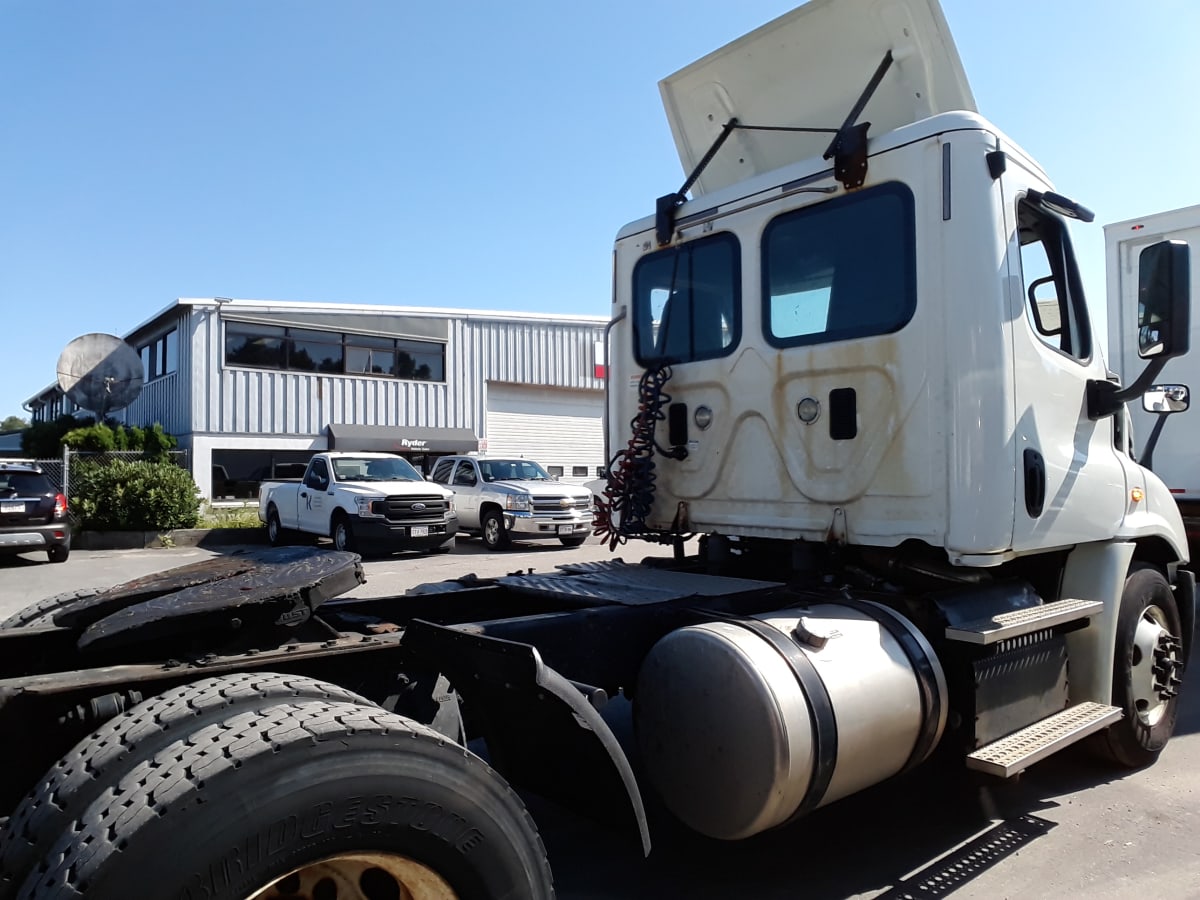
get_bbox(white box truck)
[1107,204,1200,553]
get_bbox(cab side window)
[1018,197,1092,362]
[453,463,478,487]
[305,459,330,490]
[430,458,455,484]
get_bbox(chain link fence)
[28,449,191,497]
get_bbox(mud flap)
[403,619,652,857]
[1175,568,1196,666]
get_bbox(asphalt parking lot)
[1,537,1198,898]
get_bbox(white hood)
[659,0,976,196]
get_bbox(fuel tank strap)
[715,614,838,821]
[834,598,945,773]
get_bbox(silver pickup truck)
[429,455,592,550]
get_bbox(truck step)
[945,598,1102,645]
[966,702,1122,777]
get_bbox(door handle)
[300,491,308,498]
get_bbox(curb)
[74,527,268,551]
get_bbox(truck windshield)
[479,460,552,482]
[331,456,422,482]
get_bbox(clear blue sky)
[3,0,1197,421]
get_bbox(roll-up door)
[485,383,604,484]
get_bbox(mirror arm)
[1138,414,1170,472]
[1087,357,1170,420]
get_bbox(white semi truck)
[0,1,1191,897]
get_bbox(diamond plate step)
[945,598,1103,645]
[966,702,1122,777]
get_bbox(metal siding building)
[26,299,608,500]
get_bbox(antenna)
[56,333,145,420]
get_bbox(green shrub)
[62,423,117,452]
[142,423,178,459]
[22,415,84,458]
[72,459,200,531]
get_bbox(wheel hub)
[248,851,458,900]
[1130,605,1182,727]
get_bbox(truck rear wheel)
[0,588,100,630]
[266,506,288,546]
[0,673,374,900]
[1097,563,1183,768]
[20,701,554,900]
[481,509,511,550]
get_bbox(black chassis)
[0,548,798,853]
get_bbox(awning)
[326,424,480,454]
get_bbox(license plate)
[0,501,23,513]
[411,526,429,537]
[558,525,574,535]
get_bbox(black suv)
[0,463,73,563]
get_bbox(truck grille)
[531,496,589,515]
[381,494,448,522]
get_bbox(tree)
[1,415,28,432]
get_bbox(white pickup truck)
[258,451,457,554]
[429,455,592,549]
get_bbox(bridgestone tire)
[0,674,374,900]
[0,589,100,630]
[1097,563,1183,768]
[19,701,554,900]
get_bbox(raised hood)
[659,0,976,196]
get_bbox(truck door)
[451,460,482,525]
[299,458,332,535]
[1002,172,1126,551]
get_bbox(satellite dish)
[56,333,144,418]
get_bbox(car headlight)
[355,497,383,517]
[505,494,531,510]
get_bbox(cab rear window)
[762,183,917,347]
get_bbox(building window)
[138,329,178,382]
[572,466,588,477]
[547,465,564,477]
[224,322,445,382]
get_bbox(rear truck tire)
[558,536,587,548]
[0,588,100,630]
[0,673,374,900]
[20,700,555,900]
[1097,563,1184,768]
[481,509,511,551]
[266,506,286,546]
[332,512,357,552]
[46,545,69,564]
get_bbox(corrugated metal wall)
[118,308,191,435]
[184,309,606,438]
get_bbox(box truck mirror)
[1137,240,1191,360]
